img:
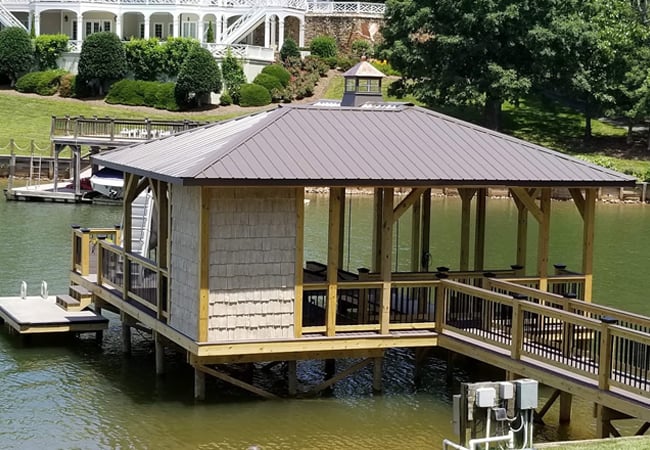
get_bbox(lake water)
[1,190,649,449]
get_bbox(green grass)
[537,436,650,449]
[0,92,241,154]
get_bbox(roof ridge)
[185,105,288,179]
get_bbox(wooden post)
[373,355,383,393]
[372,188,383,272]
[154,331,165,375]
[53,144,60,192]
[326,188,344,336]
[338,188,346,268]
[559,392,572,424]
[513,193,528,276]
[288,360,298,396]
[458,188,476,271]
[596,404,612,438]
[582,189,596,302]
[294,188,305,338]
[74,145,81,197]
[121,313,132,355]
[421,189,432,271]
[411,195,421,272]
[198,187,210,342]
[114,224,122,247]
[7,140,15,192]
[537,188,551,292]
[80,228,91,276]
[598,322,613,391]
[194,368,206,400]
[474,188,487,271]
[380,188,394,334]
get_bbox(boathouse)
[66,66,650,438]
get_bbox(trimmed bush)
[0,27,34,86]
[219,91,232,106]
[106,79,145,105]
[309,35,337,59]
[77,32,126,96]
[261,64,291,87]
[125,38,164,81]
[336,55,357,72]
[324,56,338,69]
[15,69,67,95]
[153,82,179,110]
[280,38,300,61]
[350,39,373,58]
[239,83,271,107]
[34,34,69,70]
[58,73,75,97]
[221,48,246,104]
[175,46,222,108]
[106,79,179,110]
[253,72,283,92]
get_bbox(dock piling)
[194,369,206,400]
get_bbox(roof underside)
[92,104,636,188]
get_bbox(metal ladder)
[130,189,154,257]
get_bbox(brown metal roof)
[342,60,386,78]
[92,104,636,188]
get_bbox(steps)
[56,285,92,311]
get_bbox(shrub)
[253,72,283,92]
[161,37,201,80]
[15,69,67,95]
[336,55,357,71]
[323,56,338,69]
[239,83,271,107]
[350,39,373,58]
[34,34,69,70]
[280,38,300,61]
[206,21,215,43]
[106,79,145,105]
[175,46,222,108]
[309,35,337,59]
[302,55,329,77]
[77,32,126,96]
[125,38,164,81]
[371,59,401,77]
[58,73,75,97]
[221,48,246,104]
[0,27,34,86]
[154,82,179,110]
[261,64,291,87]
[220,91,232,106]
[105,79,179,110]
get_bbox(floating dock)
[3,182,89,203]
[0,296,108,334]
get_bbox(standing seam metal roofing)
[91,104,637,187]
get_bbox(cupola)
[340,56,386,107]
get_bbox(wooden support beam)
[380,188,394,334]
[582,188,596,302]
[569,188,586,220]
[411,196,421,272]
[372,188,383,272]
[511,187,543,223]
[421,189,432,271]
[194,367,206,400]
[288,360,298,396]
[513,194,528,274]
[373,356,383,393]
[338,188,346,268]
[196,364,280,400]
[327,187,344,337]
[198,187,210,342]
[537,389,561,421]
[154,331,165,375]
[393,187,427,223]
[157,181,169,320]
[294,188,305,338]
[559,392,572,424]
[636,422,650,436]
[474,188,487,271]
[458,188,476,271]
[537,188,551,291]
[305,358,373,396]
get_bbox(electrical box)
[475,387,496,408]
[499,381,514,400]
[515,379,539,410]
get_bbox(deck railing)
[71,225,121,276]
[438,279,650,400]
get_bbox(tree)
[380,0,552,130]
[221,47,247,104]
[34,34,69,70]
[125,38,164,81]
[77,32,127,96]
[0,27,34,87]
[206,22,215,44]
[531,0,646,139]
[280,38,300,61]
[161,37,201,80]
[175,46,222,108]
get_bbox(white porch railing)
[306,1,385,17]
[203,43,274,61]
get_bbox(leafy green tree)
[125,38,164,81]
[161,37,201,80]
[34,34,69,70]
[175,46,222,108]
[309,35,337,59]
[0,27,34,86]
[77,32,126,96]
[531,0,646,139]
[380,0,552,130]
[280,38,300,61]
[221,47,247,104]
[206,22,215,43]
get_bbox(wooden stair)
[56,285,93,311]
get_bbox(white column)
[264,14,270,48]
[76,13,83,40]
[173,14,180,38]
[299,18,305,47]
[270,16,276,49]
[34,13,41,36]
[115,14,122,39]
[215,13,222,43]
[144,14,151,39]
[278,18,285,50]
[198,17,204,42]
[28,11,33,34]
[222,15,228,39]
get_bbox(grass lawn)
[0,92,241,153]
[324,75,650,180]
[537,436,650,449]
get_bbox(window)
[85,21,101,38]
[154,23,163,39]
[72,21,77,40]
[139,22,145,38]
[345,78,356,92]
[182,21,197,39]
[358,78,380,93]
[103,21,111,32]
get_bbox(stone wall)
[305,16,384,52]
[169,185,201,340]
[207,187,296,341]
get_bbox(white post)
[299,18,305,47]
[264,15,270,48]
[115,14,122,39]
[270,16,276,49]
[173,14,180,38]
[34,13,41,36]
[144,14,151,39]
[278,18,285,50]
[198,17,205,43]
[76,13,83,41]
[215,13,222,43]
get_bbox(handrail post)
[71,224,81,271]
[97,235,106,286]
[511,298,523,360]
[80,228,91,276]
[358,268,370,324]
[435,280,447,333]
[598,319,615,391]
[114,224,122,246]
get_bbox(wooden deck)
[0,296,108,334]
[4,183,89,202]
